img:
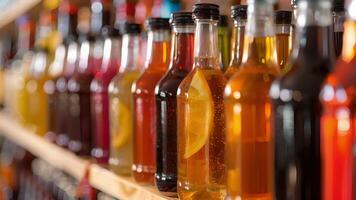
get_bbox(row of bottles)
[0,0,354,199]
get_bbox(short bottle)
[131,18,171,185]
[218,15,230,72]
[177,4,227,200]
[109,22,142,175]
[332,0,345,57]
[274,10,293,72]
[270,0,333,199]
[224,0,279,199]
[225,5,247,80]
[91,27,121,164]
[155,12,194,196]
[320,1,356,199]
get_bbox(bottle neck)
[294,0,333,61]
[77,40,95,74]
[333,11,346,32]
[230,19,246,66]
[194,19,220,69]
[170,25,195,71]
[120,34,140,72]
[101,37,121,73]
[242,2,277,66]
[64,41,79,76]
[145,29,171,70]
[91,1,112,36]
[58,11,78,44]
[49,45,66,76]
[341,1,356,61]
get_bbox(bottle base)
[132,164,155,185]
[178,182,226,200]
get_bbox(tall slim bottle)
[320,1,356,199]
[275,10,293,72]
[332,0,345,57]
[225,5,247,80]
[224,0,279,199]
[270,0,333,199]
[132,18,171,184]
[109,22,141,175]
[91,27,121,164]
[53,0,79,147]
[45,2,78,142]
[177,4,227,200]
[155,12,194,195]
[218,15,230,72]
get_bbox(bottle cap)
[332,0,345,12]
[101,26,121,37]
[121,22,142,34]
[145,17,170,30]
[192,3,220,21]
[219,15,229,27]
[170,12,194,26]
[274,10,292,24]
[231,5,247,20]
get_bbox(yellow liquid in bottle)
[224,36,279,200]
[109,70,140,175]
[177,58,227,200]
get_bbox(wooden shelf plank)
[0,113,173,200]
[0,0,41,28]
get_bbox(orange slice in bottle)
[112,99,131,149]
[184,69,214,159]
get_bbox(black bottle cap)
[145,17,170,30]
[101,26,121,37]
[274,10,292,24]
[121,22,142,34]
[219,15,229,27]
[192,3,220,21]
[231,5,247,20]
[332,0,345,12]
[170,12,194,26]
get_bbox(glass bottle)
[224,0,279,199]
[225,5,247,80]
[45,1,78,142]
[177,4,227,200]
[109,22,141,175]
[132,18,171,185]
[218,15,230,72]
[270,0,333,199]
[53,0,79,147]
[67,34,96,156]
[291,0,297,26]
[320,1,356,199]
[91,27,121,164]
[275,10,293,72]
[155,12,194,196]
[332,0,345,57]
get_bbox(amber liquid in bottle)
[132,26,171,184]
[224,2,279,199]
[320,19,356,200]
[271,1,333,199]
[155,23,194,195]
[177,15,227,199]
[275,23,293,72]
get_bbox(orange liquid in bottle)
[132,23,171,184]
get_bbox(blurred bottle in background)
[218,15,230,72]
[332,0,345,58]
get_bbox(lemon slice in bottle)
[184,69,214,159]
[112,99,131,149]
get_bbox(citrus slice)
[184,69,214,159]
[111,99,131,149]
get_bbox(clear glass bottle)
[218,15,230,72]
[91,27,121,164]
[177,4,227,200]
[132,18,171,185]
[270,0,333,199]
[224,0,279,199]
[109,22,141,175]
[155,12,194,196]
[275,10,293,72]
[225,5,247,80]
[320,1,356,199]
[332,0,346,57]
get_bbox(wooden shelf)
[0,112,174,200]
[0,0,41,28]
